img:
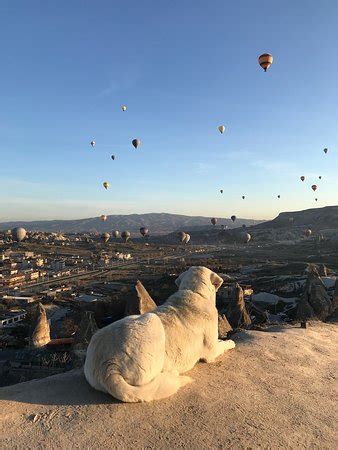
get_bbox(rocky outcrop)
[223,283,251,329]
[318,264,328,277]
[218,313,233,339]
[31,303,50,348]
[71,311,98,367]
[297,267,333,323]
[124,280,157,316]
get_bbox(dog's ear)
[175,273,184,287]
[210,272,223,291]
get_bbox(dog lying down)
[84,266,235,402]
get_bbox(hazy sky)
[1,0,337,221]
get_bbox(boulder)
[124,280,157,316]
[30,303,50,348]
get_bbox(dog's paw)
[225,339,236,350]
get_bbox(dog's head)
[175,266,223,298]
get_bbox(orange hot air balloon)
[300,176,305,182]
[258,53,273,72]
[311,184,317,192]
[218,125,225,134]
[211,218,217,226]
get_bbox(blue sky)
[1,0,337,221]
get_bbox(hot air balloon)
[231,215,236,222]
[220,189,223,194]
[300,176,305,182]
[319,176,322,180]
[111,155,116,160]
[112,230,120,239]
[90,140,96,148]
[311,185,317,192]
[304,229,312,238]
[140,227,149,237]
[121,105,127,112]
[211,218,217,226]
[323,148,328,154]
[100,215,107,221]
[183,234,190,244]
[103,182,110,190]
[242,195,245,200]
[12,227,27,242]
[101,232,110,243]
[218,125,225,134]
[177,231,186,243]
[241,232,251,244]
[258,53,273,72]
[277,195,281,198]
[121,231,131,242]
[315,198,318,202]
[132,139,141,149]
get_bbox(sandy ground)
[1,322,337,449]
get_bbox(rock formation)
[224,283,252,329]
[218,313,233,339]
[71,311,98,367]
[30,303,50,348]
[318,263,328,277]
[296,267,333,324]
[124,280,157,316]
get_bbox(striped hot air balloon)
[258,53,273,72]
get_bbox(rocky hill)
[0,323,337,449]
[0,213,262,235]
[252,206,338,231]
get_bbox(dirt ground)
[1,322,337,449]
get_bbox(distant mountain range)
[0,213,263,235]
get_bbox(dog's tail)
[104,370,192,403]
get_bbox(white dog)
[84,266,235,402]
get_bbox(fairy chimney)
[31,303,50,348]
[125,280,157,316]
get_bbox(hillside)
[0,322,337,449]
[0,213,262,234]
[252,206,338,231]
